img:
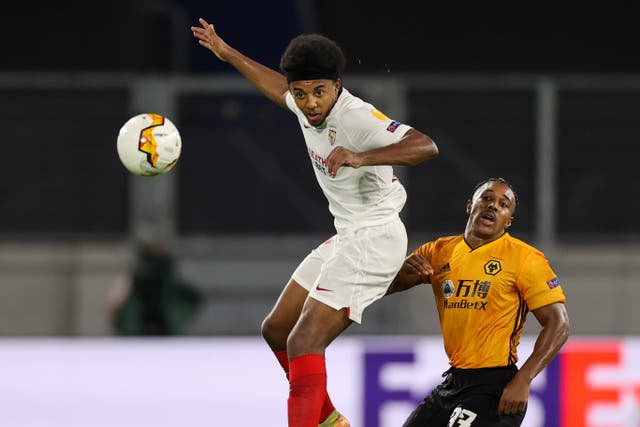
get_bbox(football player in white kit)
[192,17,439,427]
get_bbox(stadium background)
[0,1,638,426]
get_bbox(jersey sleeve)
[412,241,433,258]
[517,251,566,311]
[341,105,413,151]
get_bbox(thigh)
[310,219,408,324]
[263,279,309,329]
[263,236,337,348]
[403,379,456,427]
[290,236,336,291]
[448,394,525,427]
[287,296,352,357]
[403,396,451,427]
[448,367,525,427]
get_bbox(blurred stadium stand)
[0,2,638,337]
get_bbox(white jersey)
[285,88,412,233]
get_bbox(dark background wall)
[313,7,640,74]
[4,2,638,73]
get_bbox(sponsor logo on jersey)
[307,146,329,175]
[442,279,492,311]
[441,280,455,298]
[386,121,401,133]
[454,279,492,298]
[443,299,488,311]
[328,128,337,145]
[440,262,451,272]
[484,259,502,276]
[315,284,332,292]
[547,277,560,289]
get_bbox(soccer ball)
[117,113,182,176]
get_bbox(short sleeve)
[341,105,413,151]
[517,252,566,311]
[412,241,433,260]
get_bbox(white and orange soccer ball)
[117,113,182,176]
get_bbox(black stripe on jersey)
[508,296,528,365]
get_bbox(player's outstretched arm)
[191,17,289,108]
[386,253,433,295]
[497,302,570,416]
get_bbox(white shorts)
[290,217,407,323]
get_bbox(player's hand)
[497,374,529,416]
[404,253,433,284]
[326,146,363,177]
[386,253,433,295]
[191,18,230,62]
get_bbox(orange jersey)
[413,233,566,369]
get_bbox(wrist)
[355,151,369,168]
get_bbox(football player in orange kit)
[389,177,570,426]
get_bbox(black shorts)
[402,365,526,427]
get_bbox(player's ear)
[506,216,514,228]
[466,199,472,214]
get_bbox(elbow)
[398,130,439,166]
[411,134,438,166]
[426,135,439,160]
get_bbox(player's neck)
[463,231,506,250]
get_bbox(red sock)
[274,350,335,421]
[318,387,336,422]
[274,350,290,379]
[288,354,327,427]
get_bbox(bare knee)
[261,280,308,350]
[261,314,291,350]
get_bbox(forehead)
[289,79,334,91]
[473,181,515,202]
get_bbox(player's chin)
[307,114,324,126]
[474,219,499,235]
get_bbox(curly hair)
[280,34,346,83]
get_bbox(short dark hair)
[472,177,519,208]
[280,34,346,83]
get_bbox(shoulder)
[435,235,463,247]
[500,234,553,273]
[331,88,413,147]
[416,234,461,254]
[332,89,381,122]
[502,233,544,257]
[333,89,371,119]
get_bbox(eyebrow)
[292,84,327,91]
[480,189,513,205]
